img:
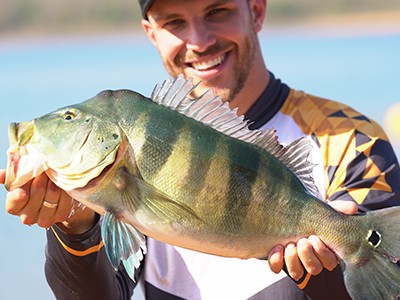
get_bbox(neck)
[229,54,270,115]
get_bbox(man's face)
[142,0,264,103]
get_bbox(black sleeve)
[45,215,141,300]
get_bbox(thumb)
[0,169,5,185]
[329,200,358,215]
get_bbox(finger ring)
[43,200,58,209]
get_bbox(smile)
[189,54,226,71]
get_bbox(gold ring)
[43,200,59,209]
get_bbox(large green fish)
[4,75,400,299]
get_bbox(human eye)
[208,8,227,16]
[206,6,231,21]
[163,18,185,30]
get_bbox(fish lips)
[5,121,46,191]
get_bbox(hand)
[267,200,358,280]
[1,169,96,234]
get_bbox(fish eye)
[63,110,76,121]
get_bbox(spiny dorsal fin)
[151,74,319,197]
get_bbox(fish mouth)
[5,121,45,191]
[14,121,34,147]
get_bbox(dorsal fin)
[151,74,319,197]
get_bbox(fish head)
[5,104,122,192]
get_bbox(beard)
[161,27,257,104]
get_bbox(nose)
[185,19,216,52]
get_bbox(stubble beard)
[162,28,257,104]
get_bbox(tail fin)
[341,207,400,300]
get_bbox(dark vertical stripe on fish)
[137,107,186,181]
[182,124,218,200]
[221,139,261,232]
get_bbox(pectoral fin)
[136,177,201,224]
[115,166,201,224]
[102,167,201,280]
[101,211,147,281]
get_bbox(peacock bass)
[4,75,400,300]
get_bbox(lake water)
[0,29,399,299]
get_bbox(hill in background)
[2,0,400,37]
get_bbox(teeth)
[192,55,225,71]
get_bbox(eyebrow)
[207,0,235,9]
[152,12,181,23]
[151,0,236,22]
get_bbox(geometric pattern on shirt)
[280,90,394,207]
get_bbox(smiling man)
[3,0,400,299]
[141,0,269,115]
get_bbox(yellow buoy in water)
[384,102,400,145]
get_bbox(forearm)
[45,215,138,300]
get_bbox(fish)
[4,74,400,300]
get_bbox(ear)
[249,0,267,32]
[141,19,157,46]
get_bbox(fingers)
[268,236,339,280]
[308,235,338,271]
[37,179,62,228]
[6,180,33,216]
[268,241,320,279]
[268,202,352,279]
[268,244,284,273]
[0,169,5,184]
[284,243,304,281]
[286,236,338,280]
[26,173,50,223]
[18,173,49,225]
[4,171,98,234]
[5,173,73,228]
[329,200,358,215]
[296,237,325,276]
[268,243,308,280]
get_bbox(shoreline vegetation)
[1,0,400,42]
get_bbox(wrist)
[57,208,97,235]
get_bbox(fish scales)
[136,105,186,183]
[115,92,237,232]
[192,138,231,227]
[135,108,277,236]
[132,100,343,247]
[5,75,400,299]
[140,119,246,232]
[109,88,313,242]
[146,126,195,200]
[132,108,215,202]
[183,126,218,203]
[222,138,260,232]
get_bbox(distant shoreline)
[265,11,400,38]
[1,10,400,46]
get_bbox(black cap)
[138,0,155,18]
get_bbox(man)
[2,0,399,299]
